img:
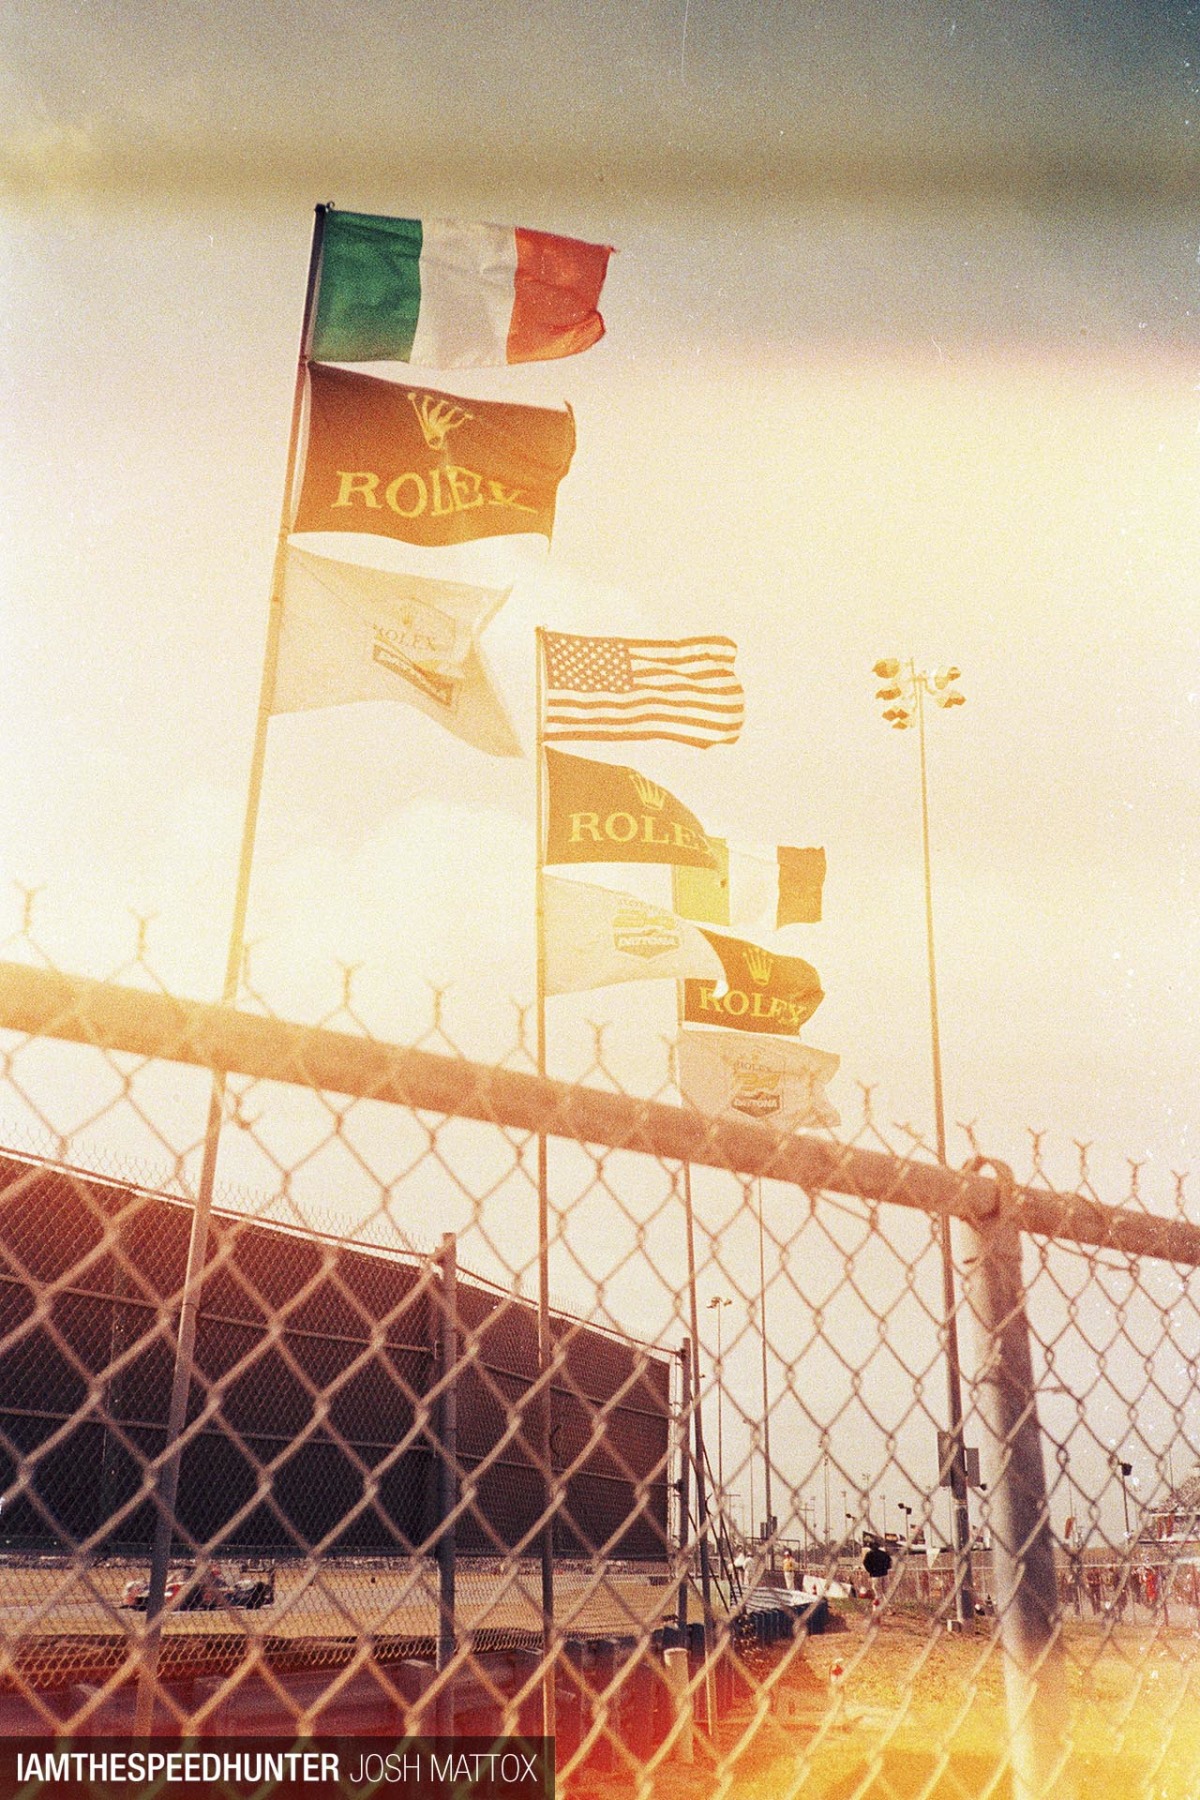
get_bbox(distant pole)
[533,630,556,1738]
[134,203,330,1737]
[707,1295,732,1500]
[682,1164,717,1726]
[436,1233,459,1682]
[754,1179,775,1569]
[824,1452,831,1547]
[677,1340,693,1637]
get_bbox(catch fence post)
[676,1340,692,1638]
[436,1233,458,1727]
[961,1156,1075,1800]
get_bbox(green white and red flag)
[312,211,614,367]
[674,840,827,928]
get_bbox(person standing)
[863,1537,892,1606]
[782,1548,797,1591]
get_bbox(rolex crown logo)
[744,943,773,987]
[629,769,667,811]
[409,392,474,451]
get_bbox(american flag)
[541,631,744,748]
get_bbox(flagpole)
[755,1176,775,1572]
[672,956,719,1726]
[682,1159,719,1730]
[533,627,557,1739]
[134,203,330,1733]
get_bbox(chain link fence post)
[676,1339,692,1639]
[133,1075,227,1736]
[961,1156,1076,1800]
[436,1232,458,1722]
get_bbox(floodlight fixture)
[873,658,901,679]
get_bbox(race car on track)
[120,1565,274,1611]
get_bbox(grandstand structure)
[0,1152,673,1563]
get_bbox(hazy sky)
[4,0,1200,1206]
[3,0,1199,1541]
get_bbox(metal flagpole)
[675,951,717,1722]
[676,1339,693,1637]
[755,1178,775,1570]
[134,203,330,1734]
[682,1162,718,1729]
[533,628,557,1738]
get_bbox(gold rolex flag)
[295,363,575,548]
[676,1028,840,1129]
[543,876,727,995]
[543,746,719,870]
[683,931,824,1035]
[273,544,520,757]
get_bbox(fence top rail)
[2,957,1198,1269]
[0,1144,671,1362]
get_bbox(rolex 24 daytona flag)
[542,631,744,749]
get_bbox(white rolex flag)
[675,1028,840,1130]
[543,876,727,995]
[273,544,521,757]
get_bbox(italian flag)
[311,210,613,368]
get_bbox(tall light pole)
[707,1295,732,1502]
[823,1451,831,1549]
[872,656,975,1627]
[1110,1450,1134,1541]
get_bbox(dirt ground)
[568,1599,1200,1800]
[6,1567,1200,1795]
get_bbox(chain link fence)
[0,906,1199,1797]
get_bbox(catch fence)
[0,933,1198,1796]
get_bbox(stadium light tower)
[871,656,975,1626]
